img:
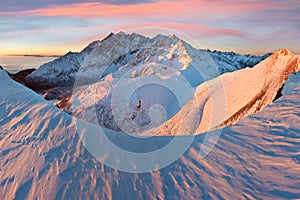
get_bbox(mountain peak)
[115,31,126,36]
[168,34,179,40]
[102,32,115,41]
[276,48,294,56]
[151,33,182,46]
[81,40,101,53]
[25,32,274,89]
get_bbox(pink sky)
[0,0,299,55]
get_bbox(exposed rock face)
[9,68,36,85]
[0,66,35,85]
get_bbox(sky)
[0,0,299,56]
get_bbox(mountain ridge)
[143,48,300,136]
[24,32,270,89]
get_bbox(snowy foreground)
[1,63,300,198]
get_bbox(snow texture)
[1,62,300,199]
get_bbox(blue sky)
[0,0,299,55]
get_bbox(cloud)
[2,0,299,24]
[0,0,299,54]
[0,0,155,12]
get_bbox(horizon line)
[3,54,63,57]
[1,49,274,58]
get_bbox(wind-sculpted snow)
[1,64,300,199]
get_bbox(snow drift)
[1,63,300,199]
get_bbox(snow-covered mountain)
[206,49,271,72]
[56,48,299,134]
[24,52,85,89]
[1,65,300,199]
[145,49,300,136]
[24,32,269,89]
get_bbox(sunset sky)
[0,0,299,55]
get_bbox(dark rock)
[24,78,75,91]
[9,68,36,85]
[274,84,284,101]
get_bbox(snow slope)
[66,63,198,133]
[23,39,103,89]
[1,62,300,199]
[282,72,300,95]
[25,52,85,89]
[145,49,300,136]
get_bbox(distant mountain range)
[24,32,270,90]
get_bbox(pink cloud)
[1,0,299,55]
[1,2,187,19]
[67,21,250,48]
[1,0,296,20]
[1,0,299,37]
